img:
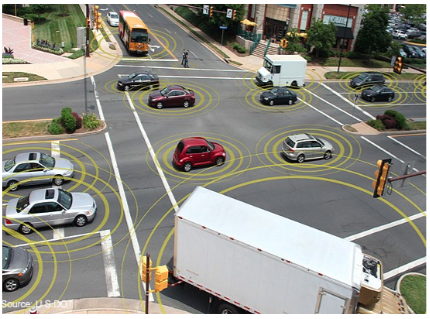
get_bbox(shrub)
[48,121,64,135]
[82,113,100,130]
[384,110,409,130]
[367,119,385,131]
[71,112,82,129]
[61,107,72,117]
[382,118,397,129]
[63,112,77,133]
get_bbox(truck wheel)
[218,302,239,314]
[291,81,298,87]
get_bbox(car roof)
[14,152,40,163]
[181,137,207,146]
[288,133,315,142]
[29,188,58,203]
[166,85,186,90]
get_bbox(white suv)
[282,133,334,163]
[393,30,407,40]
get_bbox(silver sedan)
[4,188,97,235]
[2,152,74,191]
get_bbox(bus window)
[131,30,148,43]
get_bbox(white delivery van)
[255,54,307,87]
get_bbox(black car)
[402,45,418,58]
[349,72,385,88]
[260,87,297,106]
[117,71,159,91]
[361,85,395,102]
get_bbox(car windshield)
[316,138,325,146]
[371,85,382,93]
[39,153,55,169]
[206,141,215,151]
[2,246,11,269]
[128,72,137,80]
[357,74,367,80]
[270,88,279,94]
[160,87,170,96]
[17,194,30,213]
[4,158,15,172]
[284,137,295,148]
[110,13,118,19]
[57,189,73,210]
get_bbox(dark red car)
[173,137,226,172]
[148,85,195,109]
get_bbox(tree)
[284,28,306,55]
[399,4,426,26]
[354,5,391,57]
[30,4,51,21]
[306,19,337,58]
[194,4,243,38]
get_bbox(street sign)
[203,5,209,15]
[226,8,233,18]
[391,55,396,66]
[219,26,228,29]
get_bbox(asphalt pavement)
[1,5,424,314]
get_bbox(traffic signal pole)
[388,170,426,182]
[145,252,150,314]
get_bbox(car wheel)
[324,151,332,160]
[3,278,19,292]
[388,96,393,102]
[19,223,33,235]
[288,99,293,105]
[74,215,88,227]
[183,162,192,172]
[183,100,190,108]
[297,154,305,163]
[371,97,376,102]
[156,102,163,109]
[53,175,64,186]
[215,157,225,166]
[124,85,131,91]
[7,180,19,191]
[269,100,274,106]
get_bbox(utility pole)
[85,4,90,57]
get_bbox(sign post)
[220,25,227,48]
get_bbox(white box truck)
[255,54,307,87]
[172,187,409,314]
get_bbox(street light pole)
[337,4,351,73]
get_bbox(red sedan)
[173,137,226,172]
[148,85,195,109]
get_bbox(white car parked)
[107,12,119,27]
[393,30,407,40]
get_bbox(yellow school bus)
[119,10,149,55]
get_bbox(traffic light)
[154,265,169,292]
[393,56,403,74]
[141,257,153,282]
[372,159,392,198]
[280,39,288,48]
[86,18,90,28]
[96,12,102,30]
[232,10,237,20]
[209,6,214,17]
[93,5,98,22]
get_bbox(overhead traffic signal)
[372,159,392,198]
[232,10,237,20]
[96,12,102,30]
[393,56,403,74]
[209,6,214,17]
[280,38,288,48]
[141,257,153,283]
[93,5,99,22]
[154,265,169,292]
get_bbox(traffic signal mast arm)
[388,170,426,182]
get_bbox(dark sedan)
[260,87,297,106]
[361,85,395,102]
[148,85,195,109]
[117,71,159,91]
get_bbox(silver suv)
[282,133,334,163]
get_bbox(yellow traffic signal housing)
[209,6,214,17]
[94,5,99,20]
[154,265,169,292]
[96,12,102,30]
[372,159,392,198]
[141,257,153,282]
[233,10,237,20]
[393,56,403,74]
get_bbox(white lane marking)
[91,76,106,122]
[360,136,405,164]
[384,257,426,280]
[321,82,375,120]
[188,50,198,58]
[344,212,425,241]
[117,74,253,80]
[116,64,250,72]
[125,92,179,214]
[304,87,362,122]
[100,229,120,297]
[298,98,344,126]
[51,141,64,240]
[104,131,153,301]
[387,135,426,159]
[16,231,102,246]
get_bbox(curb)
[395,272,426,314]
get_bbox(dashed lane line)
[387,135,426,160]
[100,229,120,297]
